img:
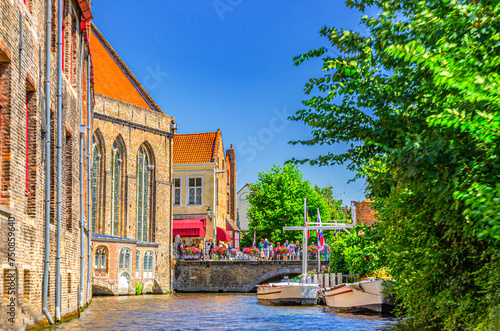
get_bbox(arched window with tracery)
[94,246,108,276]
[119,247,131,270]
[91,131,105,233]
[111,137,125,237]
[136,249,141,278]
[137,144,154,242]
[143,250,154,278]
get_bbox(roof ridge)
[175,131,219,136]
[237,183,250,194]
[210,129,221,162]
[90,23,164,113]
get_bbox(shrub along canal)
[48,293,403,330]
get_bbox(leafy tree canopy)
[290,0,500,329]
[245,164,332,245]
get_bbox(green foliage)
[291,0,500,329]
[329,225,381,278]
[239,232,254,248]
[247,164,330,244]
[313,185,350,243]
[135,281,144,295]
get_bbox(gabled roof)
[237,183,250,194]
[173,130,222,164]
[226,218,240,232]
[90,24,163,112]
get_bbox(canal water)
[50,294,403,330]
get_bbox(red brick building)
[0,0,94,328]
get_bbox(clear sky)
[92,1,372,206]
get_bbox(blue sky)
[92,1,372,206]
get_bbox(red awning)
[216,227,231,242]
[173,219,206,238]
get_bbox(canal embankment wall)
[174,260,329,292]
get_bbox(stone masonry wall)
[0,0,93,329]
[174,260,329,292]
[92,93,175,293]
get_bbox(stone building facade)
[0,0,94,329]
[89,24,176,295]
[172,130,239,249]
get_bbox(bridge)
[174,260,329,292]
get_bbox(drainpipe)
[86,55,92,303]
[55,0,64,322]
[79,124,84,307]
[42,0,54,325]
[213,166,217,244]
[78,35,85,309]
[169,123,177,292]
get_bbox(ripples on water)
[51,294,403,331]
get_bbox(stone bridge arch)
[174,260,328,293]
[92,283,115,296]
[246,267,302,292]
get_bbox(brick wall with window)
[0,0,94,328]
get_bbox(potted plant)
[183,246,202,260]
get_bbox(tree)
[246,164,330,245]
[329,225,382,278]
[313,185,350,243]
[313,185,348,221]
[290,1,500,329]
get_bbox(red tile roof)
[226,218,239,231]
[90,29,151,110]
[173,131,220,164]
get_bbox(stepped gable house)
[172,130,239,249]
[89,24,176,295]
[0,0,94,328]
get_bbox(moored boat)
[256,279,320,306]
[323,279,395,314]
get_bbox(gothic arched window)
[119,247,131,269]
[94,246,108,275]
[111,140,122,236]
[136,249,141,278]
[91,133,104,233]
[137,145,154,242]
[143,250,154,278]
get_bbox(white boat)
[324,279,395,314]
[256,279,320,306]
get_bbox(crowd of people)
[255,238,330,261]
[175,237,331,262]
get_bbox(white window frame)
[136,249,141,278]
[173,177,182,206]
[185,175,204,206]
[118,247,132,270]
[143,250,155,279]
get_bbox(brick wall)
[92,93,175,293]
[354,200,378,226]
[92,239,159,295]
[225,145,237,224]
[0,0,93,329]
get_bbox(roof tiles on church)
[90,28,152,110]
[173,131,220,164]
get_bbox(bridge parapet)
[174,260,329,292]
